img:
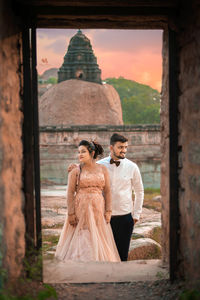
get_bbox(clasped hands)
[68,211,112,226]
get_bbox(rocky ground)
[52,280,186,300]
[4,279,189,300]
[39,186,194,299]
[41,185,162,261]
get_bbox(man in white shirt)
[97,133,144,261]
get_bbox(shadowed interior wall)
[40,125,161,189]
[0,0,25,279]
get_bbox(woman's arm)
[67,168,78,226]
[102,165,112,223]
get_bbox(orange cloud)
[37,29,162,91]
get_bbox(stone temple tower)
[58,30,102,84]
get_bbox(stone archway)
[37,26,173,283]
[1,0,181,283]
[27,22,174,283]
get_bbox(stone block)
[188,143,200,165]
[152,195,161,202]
[131,135,143,145]
[147,133,161,144]
[40,128,161,188]
[189,175,200,194]
[142,173,160,189]
[133,222,161,237]
[128,238,161,260]
[194,202,200,227]
[140,163,156,173]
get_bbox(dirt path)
[43,259,168,283]
[52,280,185,300]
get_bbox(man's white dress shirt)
[97,156,144,220]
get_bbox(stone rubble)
[128,238,161,260]
[52,280,186,300]
[41,186,162,260]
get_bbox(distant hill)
[40,68,58,81]
[105,77,160,124]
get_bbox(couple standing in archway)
[55,133,144,262]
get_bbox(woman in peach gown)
[55,140,120,262]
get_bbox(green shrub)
[179,289,200,300]
[144,187,161,194]
[149,226,162,244]
[0,283,57,300]
[105,77,161,125]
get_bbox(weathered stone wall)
[0,0,25,280]
[40,125,161,189]
[177,1,200,282]
[1,0,200,286]
[160,29,169,266]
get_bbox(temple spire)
[58,30,102,84]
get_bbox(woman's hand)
[104,211,112,223]
[68,213,78,226]
[68,163,79,173]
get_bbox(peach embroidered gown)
[55,165,120,262]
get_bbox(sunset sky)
[37,29,163,92]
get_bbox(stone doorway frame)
[22,27,42,254]
[21,15,179,283]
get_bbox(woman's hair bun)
[92,141,104,159]
[78,139,104,159]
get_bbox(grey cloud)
[91,29,163,53]
[37,28,163,55]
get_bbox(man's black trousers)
[110,213,134,261]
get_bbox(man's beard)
[113,150,126,159]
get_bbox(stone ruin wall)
[177,1,200,282]
[0,0,25,280]
[160,29,169,267]
[39,125,161,189]
[1,0,200,285]
[161,0,200,280]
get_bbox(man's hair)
[110,133,128,145]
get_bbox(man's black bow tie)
[110,158,120,167]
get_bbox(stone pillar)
[0,0,25,281]
[161,28,169,267]
[177,0,200,282]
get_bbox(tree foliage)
[105,77,161,124]
[45,77,57,84]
